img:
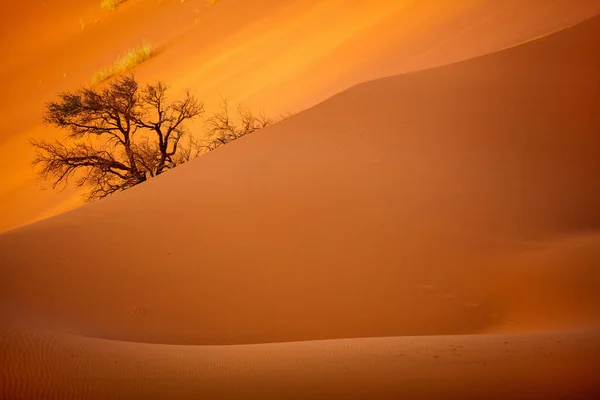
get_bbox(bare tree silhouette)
[31,75,203,201]
[202,99,274,151]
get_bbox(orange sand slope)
[1,329,598,399]
[2,0,600,232]
[1,10,600,399]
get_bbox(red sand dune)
[1,4,600,398]
[2,0,600,232]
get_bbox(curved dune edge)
[2,231,599,346]
[2,11,600,346]
[3,0,600,232]
[1,328,599,399]
[2,6,600,400]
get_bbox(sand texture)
[1,1,600,399]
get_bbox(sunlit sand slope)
[1,13,599,345]
[1,6,600,400]
[1,328,599,399]
[2,0,600,231]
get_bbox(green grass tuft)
[101,0,126,12]
[93,43,152,84]
[117,43,152,71]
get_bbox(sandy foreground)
[1,2,600,400]
[1,329,599,399]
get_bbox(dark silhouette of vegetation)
[31,76,276,201]
[32,75,203,201]
[202,99,274,151]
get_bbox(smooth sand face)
[2,10,600,344]
[1,2,600,399]
[2,0,600,232]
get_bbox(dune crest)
[2,11,600,343]
[2,0,600,231]
[1,2,600,399]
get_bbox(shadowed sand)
[1,3,600,400]
[2,8,600,399]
